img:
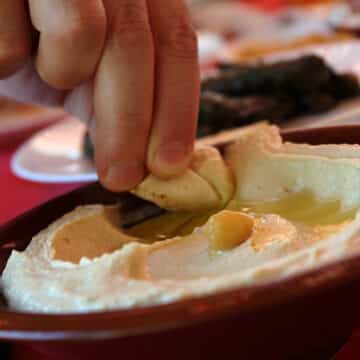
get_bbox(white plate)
[264,40,360,72]
[198,31,225,66]
[11,116,97,183]
[328,3,360,31]
[0,99,65,142]
[284,97,360,130]
[191,2,279,38]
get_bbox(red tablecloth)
[0,139,83,225]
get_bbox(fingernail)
[155,142,191,176]
[104,161,144,191]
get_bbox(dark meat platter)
[199,55,359,136]
[83,55,360,156]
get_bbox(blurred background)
[1,0,357,134]
[3,0,360,223]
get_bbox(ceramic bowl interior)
[1,125,360,343]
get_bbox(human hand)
[0,1,200,191]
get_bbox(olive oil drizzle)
[230,190,357,226]
[124,190,357,243]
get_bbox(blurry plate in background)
[198,31,225,67]
[191,2,279,37]
[264,40,360,72]
[192,2,333,41]
[285,97,360,130]
[328,2,360,34]
[221,34,358,64]
[11,117,97,184]
[222,32,354,64]
[0,97,65,144]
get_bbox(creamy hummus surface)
[3,123,360,313]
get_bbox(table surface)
[0,137,83,225]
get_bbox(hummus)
[3,124,360,313]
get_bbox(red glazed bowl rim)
[1,124,360,341]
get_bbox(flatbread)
[133,146,234,211]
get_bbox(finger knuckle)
[108,25,153,52]
[47,12,105,47]
[39,70,81,90]
[107,3,152,50]
[155,20,198,61]
[117,111,149,133]
[60,22,92,44]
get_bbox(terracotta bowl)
[2,125,360,360]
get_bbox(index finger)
[94,1,155,192]
[146,0,200,178]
